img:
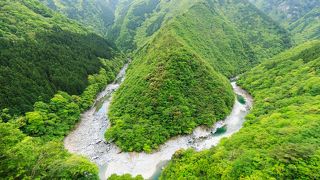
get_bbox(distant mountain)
[39,0,120,36]
[0,0,120,114]
[248,0,320,27]
[105,0,292,152]
[289,7,320,43]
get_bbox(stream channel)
[64,64,253,179]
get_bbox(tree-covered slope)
[168,0,291,77]
[105,0,292,152]
[110,0,291,58]
[39,0,120,36]
[249,0,320,27]
[0,0,121,114]
[289,7,320,43]
[0,1,128,178]
[106,29,235,152]
[160,40,320,179]
[108,0,162,50]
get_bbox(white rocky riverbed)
[64,64,253,180]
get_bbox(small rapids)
[64,65,253,179]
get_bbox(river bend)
[64,65,253,179]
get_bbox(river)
[64,64,253,180]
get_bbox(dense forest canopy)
[249,0,320,43]
[0,0,319,179]
[0,0,125,178]
[39,0,120,36]
[160,40,320,179]
[289,7,320,43]
[106,29,235,152]
[0,0,120,114]
[105,0,292,152]
[248,0,320,26]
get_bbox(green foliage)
[109,0,160,51]
[0,122,99,179]
[160,41,320,179]
[0,52,125,178]
[15,55,124,139]
[39,0,119,36]
[0,1,126,177]
[167,0,291,76]
[249,1,319,44]
[0,0,119,114]
[249,0,320,27]
[108,174,144,180]
[289,7,320,43]
[105,0,292,152]
[22,92,80,138]
[80,57,125,110]
[106,29,235,152]
[0,53,125,179]
[110,0,291,75]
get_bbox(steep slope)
[105,0,292,152]
[110,0,291,75]
[0,0,128,178]
[110,0,291,57]
[249,0,320,27]
[108,0,162,50]
[39,0,120,36]
[106,29,235,152]
[289,7,320,43]
[161,40,320,179]
[0,0,122,114]
[169,0,291,76]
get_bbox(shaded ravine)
[64,65,253,180]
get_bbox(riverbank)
[64,66,253,179]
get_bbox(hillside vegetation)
[106,0,292,152]
[106,28,234,152]
[249,0,320,44]
[169,0,291,76]
[0,0,127,178]
[0,0,122,114]
[1,0,318,179]
[289,7,320,43]
[160,40,320,179]
[249,0,320,27]
[109,0,291,60]
[39,0,120,36]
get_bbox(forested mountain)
[105,0,292,152]
[39,0,120,36]
[249,0,320,44]
[1,0,319,179]
[161,40,320,179]
[108,0,291,56]
[1,0,126,179]
[289,7,320,43]
[0,0,122,114]
[248,0,320,27]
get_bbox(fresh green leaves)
[106,29,235,152]
[0,0,118,114]
[0,124,99,179]
[160,41,320,179]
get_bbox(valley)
[0,0,319,179]
[64,64,253,179]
